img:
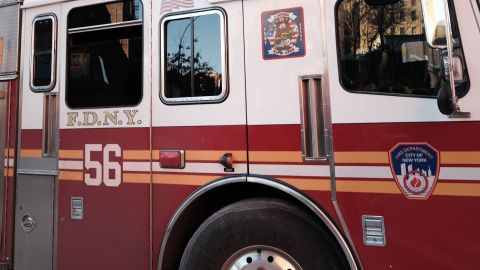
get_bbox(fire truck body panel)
[333,122,480,268]
[62,0,151,268]
[2,0,480,269]
[326,1,480,267]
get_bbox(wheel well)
[158,178,352,270]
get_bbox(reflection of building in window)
[336,0,469,98]
[338,0,423,55]
[411,10,417,20]
[106,2,142,57]
[337,0,436,97]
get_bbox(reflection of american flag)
[161,0,194,14]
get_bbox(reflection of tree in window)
[336,0,458,97]
[164,14,222,99]
[337,0,470,98]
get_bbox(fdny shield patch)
[389,143,440,200]
[261,7,306,60]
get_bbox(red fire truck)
[0,0,479,269]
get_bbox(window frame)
[334,0,470,99]
[30,14,57,92]
[65,0,144,109]
[472,0,480,32]
[160,8,228,105]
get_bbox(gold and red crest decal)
[261,7,306,60]
[388,143,440,200]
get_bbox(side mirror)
[422,0,470,118]
[437,79,454,115]
[421,0,448,49]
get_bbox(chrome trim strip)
[299,75,327,162]
[41,93,58,157]
[299,78,309,160]
[17,169,58,176]
[29,14,57,92]
[321,0,361,268]
[159,8,229,105]
[157,176,247,269]
[68,20,142,34]
[361,215,386,247]
[0,75,18,81]
[247,176,358,270]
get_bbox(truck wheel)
[179,198,349,270]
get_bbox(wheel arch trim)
[157,175,359,270]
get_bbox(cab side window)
[161,9,227,104]
[31,15,56,91]
[336,0,469,98]
[66,0,143,108]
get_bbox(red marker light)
[160,150,185,169]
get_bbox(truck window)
[66,0,143,108]
[31,15,56,91]
[336,0,469,98]
[161,9,227,104]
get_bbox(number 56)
[84,144,122,187]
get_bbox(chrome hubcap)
[222,245,302,270]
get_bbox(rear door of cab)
[151,0,248,265]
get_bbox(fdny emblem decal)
[389,143,440,200]
[262,7,306,60]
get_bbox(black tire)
[179,198,349,270]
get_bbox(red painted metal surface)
[57,128,150,270]
[60,128,150,150]
[248,124,301,151]
[152,184,197,269]
[333,122,480,151]
[339,192,480,269]
[152,125,247,150]
[20,129,42,150]
[57,182,150,270]
[333,122,480,269]
[14,120,480,269]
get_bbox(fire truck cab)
[1,0,480,269]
